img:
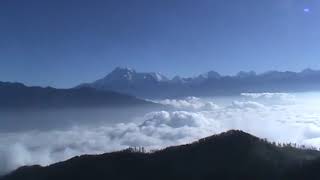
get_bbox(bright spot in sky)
[304,8,310,13]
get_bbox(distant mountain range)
[2,130,320,180]
[0,81,153,109]
[78,67,320,98]
[2,67,320,107]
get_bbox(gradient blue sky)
[1,0,320,88]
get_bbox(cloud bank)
[154,97,219,111]
[2,92,320,174]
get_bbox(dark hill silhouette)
[2,130,320,180]
[0,81,154,109]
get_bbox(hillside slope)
[2,130,320,180]
[0,81,153,109]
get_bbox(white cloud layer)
[154,97,219,111]
[2,92,320,174]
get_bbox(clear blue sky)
[1,0,320,88]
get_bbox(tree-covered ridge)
[2,130,320,180]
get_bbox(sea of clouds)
[1,92,320,174]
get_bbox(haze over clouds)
[2,92,320,174]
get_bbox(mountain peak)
[301,68,320,75]
[105,67,137,81]
[199,130,255,143]
[194,71,221,83]
[236,71,256,78]
[103,67,169,82]
[203,71,221,79]
[78,68,320,98]
[149,72,169,81]
[113,67,135,72]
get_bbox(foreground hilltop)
[2,130,320,180]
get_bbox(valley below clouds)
[2,92,320,174]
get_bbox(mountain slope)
[79,67,320,98]
[78,67,172,98]
[2,130,320,180]
[0,81,153,109]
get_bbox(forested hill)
[2,130,320,180]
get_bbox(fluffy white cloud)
[240,92,296,104]
[241,92,293,99]
[154,97,219,111]
[0,110,221,174]
[229,101,266,109]
[2,92,320,174]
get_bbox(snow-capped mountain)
[78,67,320,98]
[93,67,169,84]
[77,67,172,98]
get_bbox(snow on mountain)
[78,67,320,98]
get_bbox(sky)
[1,0,320,88]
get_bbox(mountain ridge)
[78,67,320,98]
[2,130,320,180]
[0,81,154,109]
